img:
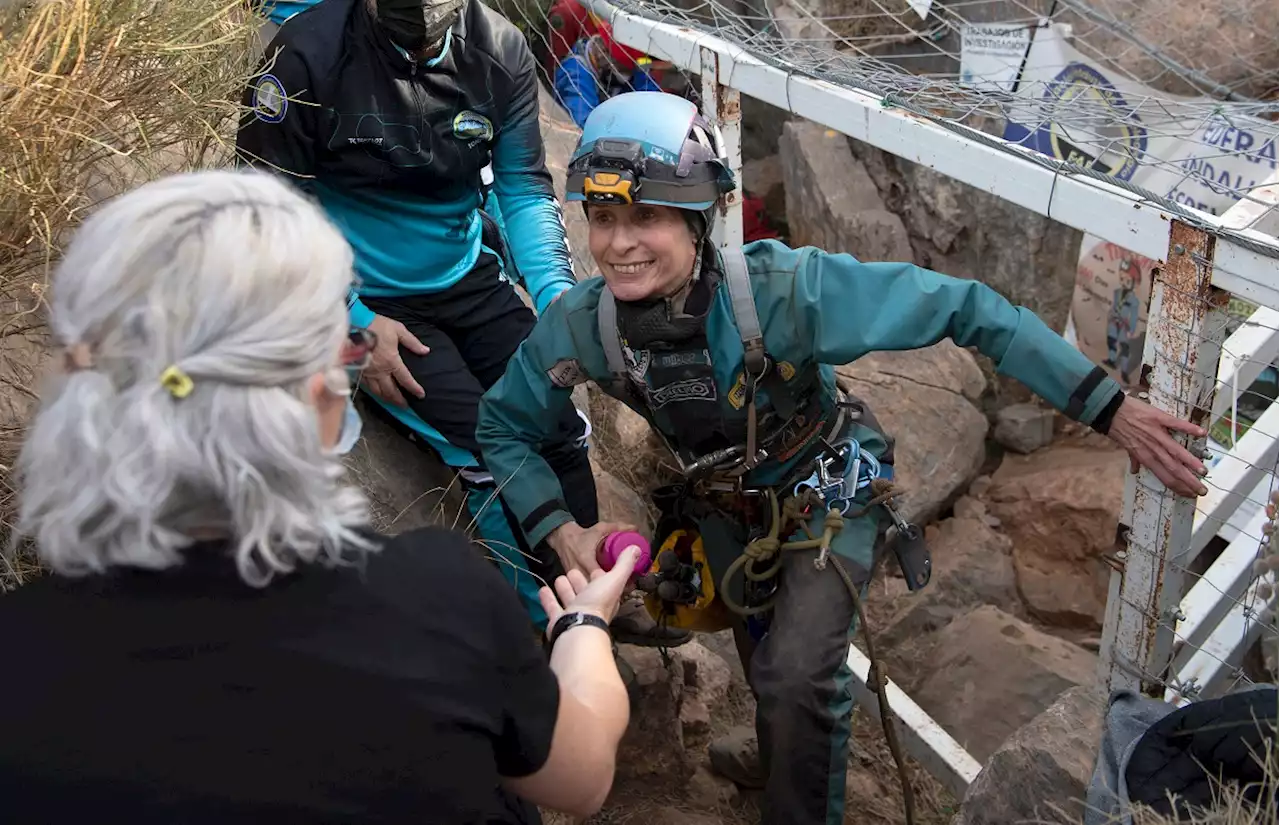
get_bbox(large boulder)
[912,605,1098,763]
[673,640,734,746]
[875,498,1020,664]
[343,396,464,533]
[983,437,1128,629]
[836,343,989,527]
[614,645,691,788]
[846,139,1083,349]
[953,685,1107,825]
[780,121,915,262]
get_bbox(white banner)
[959,23,1032,93]
[1004,25,1278,389]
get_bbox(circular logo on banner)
[253,74,288,124]
[1042,63,1147,182]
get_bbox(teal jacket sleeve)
[477,282,604,546]
[766,243,1125,431]
[492,37,578,315]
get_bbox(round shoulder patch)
[252,74,288,124]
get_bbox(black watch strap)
[549,611,611,648]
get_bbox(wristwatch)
[549,611,611,648]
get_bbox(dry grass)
[0,0,261,282]
[0,0,262,588]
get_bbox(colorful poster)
[1004,25,1278,390]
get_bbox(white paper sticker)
[907,0,932,20]
[959,23,1032,92]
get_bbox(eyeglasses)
[340,327,377,386]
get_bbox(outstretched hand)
[538,546,642,640]
[1106,395,1210,498]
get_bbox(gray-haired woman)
[0,169,631,825]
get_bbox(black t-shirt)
[0,526,559,824]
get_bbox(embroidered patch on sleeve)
[547,358,588,388]
[252,74,288,124]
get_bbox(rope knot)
[744,536,779,560]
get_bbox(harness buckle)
[793,438,879,514]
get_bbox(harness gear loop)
[717,484,917,825]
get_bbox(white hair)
[14,169,374,586]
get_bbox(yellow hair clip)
[159,365,194,399]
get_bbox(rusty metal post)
[699,47,743,249]
[1100,221,1229,697]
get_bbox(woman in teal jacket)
[476,91,1209,825]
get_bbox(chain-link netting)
[489,0,1280,701]
[510,0,1278,242]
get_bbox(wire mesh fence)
[493,0,1280,701]
[511,0,1278,249]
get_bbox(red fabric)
[545,0,596,70]
[596,21,646,65]
[743,195,779,242]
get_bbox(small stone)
[953,496,987,521]
[993,403,1056,455]
[680,696,712,739]
[686,764,741,810]
[969,474,993,499]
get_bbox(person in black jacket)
[235,0,687,646]
[0,169,635,825]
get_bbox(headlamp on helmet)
[578,139,645,206]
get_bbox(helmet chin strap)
[663,244,704,316]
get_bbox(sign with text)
[959,23,1032,92]
[1004,25,1278,389]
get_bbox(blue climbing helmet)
[567,92,735,237]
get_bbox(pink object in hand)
[597,531,652,575]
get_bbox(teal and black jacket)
[236,0,577,325]
[477,240,1124,547]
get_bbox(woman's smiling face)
[587,203,697,302]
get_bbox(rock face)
[847,139,1083,342]
[343,397,465,533]
[984,439,1129,629]
[994,403,1057,455]
[953,685,1107,825]
[836,343,989,527]
[615,645,690,788]
[877,498,1020,660]
[780,121,915,262]
[912,605,1098,763]
[592,458,656,538]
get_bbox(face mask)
[329,396,364,456]
[376,0,465,52]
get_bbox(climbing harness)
[599,244,926,824]
[716,479,922,825]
